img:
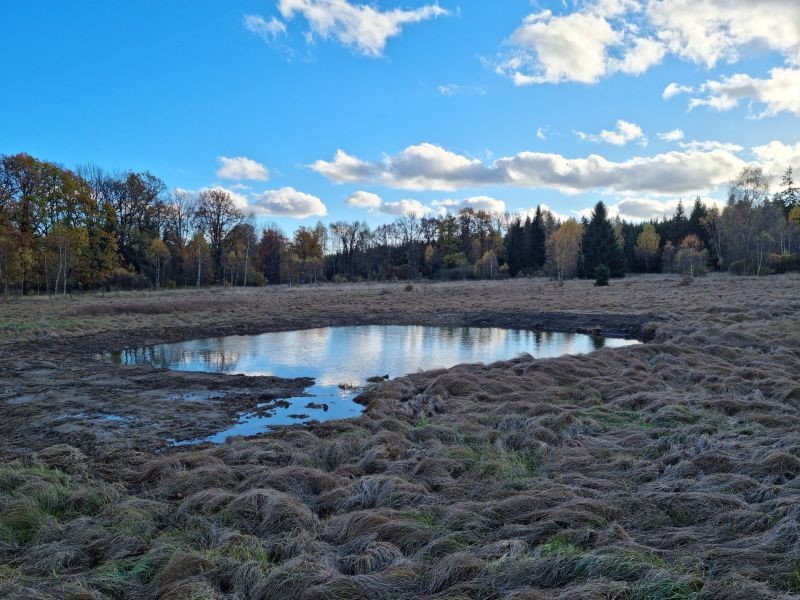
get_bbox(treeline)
[0,153,798,294]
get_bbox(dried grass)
[3,275,800,597]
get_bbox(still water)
[108,325,638,443]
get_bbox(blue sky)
[2,0,799,229]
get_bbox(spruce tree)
[503,218,524,276]
[580,201,625,278]
[669,200,689,243]
[530,206,546,268]
[522,215,534,272]
[688,197,709,246]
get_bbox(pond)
[107,325,639,443]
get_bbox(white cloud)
[244,14,287,41]
[751,141,800,178]
[685,67,800,118]
[658,129,684,142]
[575,119,647,146]
[276,0,449,57]
[497,0,800,85]
[678,140,743,153]
[536,127,547,141]
[311,142,745,195]
[431,196,506,214]
[611,37,667,75]
[250,187,327,218]
[662,82,694,100]
[648,0,800,68]
[344,191,505,218]
[345,190,382,209]
[497,10,626,85]
[381,199,430,217]
[312,143,488,191]
[216,156,270,181]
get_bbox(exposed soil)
[1,275,800,599]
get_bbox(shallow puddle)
[107,325,638,443]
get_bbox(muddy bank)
[0,355,312,454]
[0,307,652,455]
[37,308,655,357]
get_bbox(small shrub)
[768,253,800,274]
[594,264,610,286]
[404,284,414,292]
[679,275,694,286]
[727,259,748,276]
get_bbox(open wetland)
[107,325,637,443]
[2,276,800,599]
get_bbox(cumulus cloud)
[380,199,430,217]
[311,142,744,195]
[274,0,449,57]
[494,3,667,85]
[496,9,644,85]
[345,190,383,209]
[658,129,684,142]
[312,143,489,191]
[751,141,800,178]
[250,187,327,218]
[682,67,800,118]
[216,156,269,181]
[662,82,694,100]
[575,120,647,146]
[536,127,547,141]
[610,37,667,75]
[345,190,505,217]
[244,14,287,41]
[496,0,800,85]
[648,0,800,68]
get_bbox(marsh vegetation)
[1,276,800,598]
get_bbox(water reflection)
[108,325,638,443]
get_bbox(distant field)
[2,275,800,599]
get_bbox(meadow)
[1,275,800,599]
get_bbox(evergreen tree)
[620,222,644,272]
[530,206,546,268]
[669,200,689,244]
[580,201,625,278]
[521,215,533,272]
[776,167,799,215]
[503,218,524,276]
[688,197,709,246]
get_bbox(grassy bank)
[1,275,800,598]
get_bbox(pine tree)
[580,201,625,278]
